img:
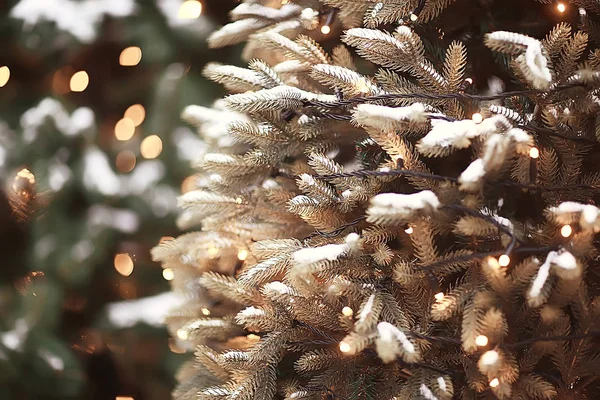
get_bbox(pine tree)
[153,1,600,399]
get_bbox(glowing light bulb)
[178,0,202,19]
[404,226,413,234]
[114,253,134,276]
[489,378,500,388]
[70,71,89,92]
[119,46,142,66]
[162,268,174,281]
[498,254,510,267]
[356,79,370,94]
[472,113,483,124]
[115,118,135,141]
[342,306,354,317]
[475,335,489,347]
[557,3,566,13]
[201,307,211,316]
[237,249,249,261]
[140,135,163,159]
[321,25,331,34]
[487,257,501,269]
[529,147,539,159]
[560,224,572,237]
[434,292,445,301]
[410,13,418,21]
[465,77,473,85]
[235,197,243,204]
[0,66,10,87]
[481,350,499,366]
[339,341,351,353]
[176,329,189,340]
[207,247,219,258]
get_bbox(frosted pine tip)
[321,25,331,34]
[176,329,189,340]
[342,306,354,317]
[498,254,510,267]
[434,292,445,301]
[404,226,413,234]
[472,113,483,124]
[475,335,489,347]
[529,147,539,159]
[489,378,500,388]
[339,341,351,353]
[557,3,566,13]
[560,225,572,237]
[237,249,249,261]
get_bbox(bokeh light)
[178,0,202,19]
[70,71,89,92]
[0,66,10,87]
[119,47,142,66]
[140,135,163,159]
[115,118,136,141]
[114,253,134,276]
[124,104,145,126]
[115,151,136,173]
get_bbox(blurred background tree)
[0,1,239,399]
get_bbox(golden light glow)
[489,378,500,388]
[557,3,566,13]
[181,175,196,193]
[201,307,211,316]
[162,268,174,281]
[472,113,483,124]
[237,249,249,261]
[529,147,539,159]
[115,151,136,173]
[321,25,331,34]
[487,257,501,269]
[116,397,134,400]
[124,104,145,126]
[560,224,572,237]
[178,0,202,19]
[70,71,89,92]
[140,135,163,159]
[235,197,243,204]
[114,253,134,276]
[404,226,413,234]
[15,168,35,187]
[176,329,189,340]
[434,292,445,301]
[498,254,510,267]
[247,334,260,340]
[119,46,142,66]
[475,335,489,347]
[0,66,10,87]
[410,13,418,21]
[339,341,351,353]
[115,118,136,141]
[342,306,354,317]
[207,247,219,258]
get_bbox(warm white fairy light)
[237,249,248,261]
[410,13,418,21]
[207,247,219,258]
[178,0,202,19]
[434,292,445,301]
[529,147,539,159]
[465,77,473,85]
[487,257,501,269]
[0,66,10,87]
[176,329,189,340]
[342,306,354,317]
[557,3,566,13]
[404,226,413,234]
[201,307,211,316]
[475,335,489,347]
[472,113,483,124]
[70,71,89,92]
[560,224,572,237]
[489,378,500,388]
[162,268,174,281]
[498,254,510,267]
[321,25,331,34]
[339,341,351,353]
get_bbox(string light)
[529,147,539,159]
[178,0,202,19]
[124,104,145,126]
[115,151,136,173]
[498,254,510,267]
[560,224,572,237]
[176,329,189,340]
[114,253,134,276]
[489,378,500,388]
[0,66,10,87]
[140,135,163,159]
[70,71,89,92]
[116,397,134,400]
[339,341,351,353]
[465,78,473,85]
[247,334,260,340]
[472,112,483,124]
[162,268,174,281]
[201,307,211,316]
[557,2,566,13]
[207,247,219,258]
[434,292,445,301]
[115,118,135,141]
[321,25,331,34]
[342,306,354,317]
[475,335,489,346]
[410,13,418,21]
[404,226,413,234]
[237,249,248,261]
[487,257,501,269]
[119,46,142,66]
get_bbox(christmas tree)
[0,1,238,398]
[153,1,600,399]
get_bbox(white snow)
[523,41,552,89]
[352,103,427,130]
[529,252,554,299]
[420,119,477,149]
[479,350,499,366]
[370,191,440,212]
[552,250,577,270]
[459,159,486,184]
[83,147,120,196]
[419,385,439,400]
[106,291,184,328]
[293,242,348,264]
[238,306,265,317]
[377,322,416,354]
[87,205,140,234]
[38,349,65,371]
